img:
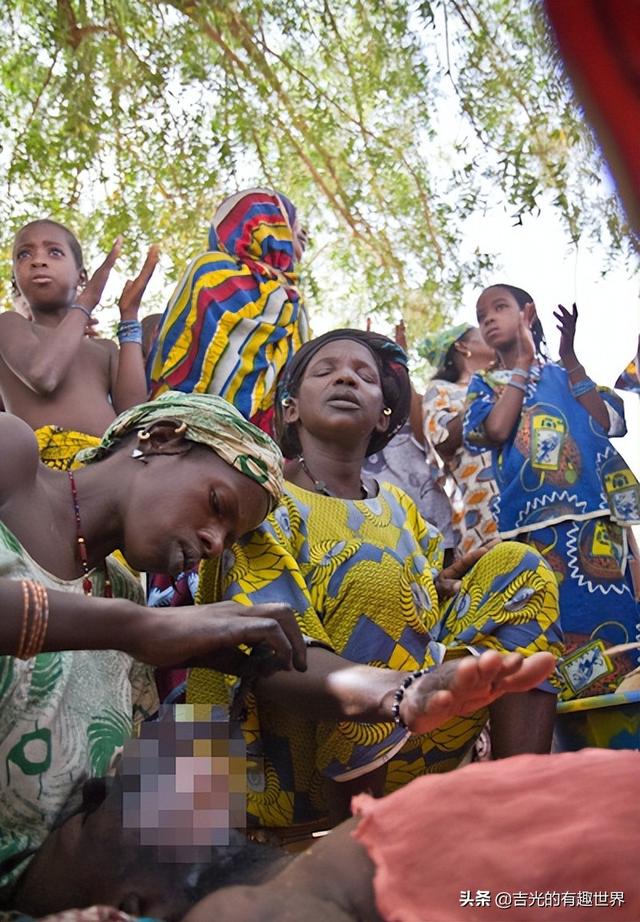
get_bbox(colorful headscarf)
[147,189,309,430]
[76,392,284,510]
[615,354,640,394]
[276,328,410,457]
[419,322,472,371]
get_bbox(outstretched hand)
[74,237,122,314]
[395,319,408,352]
[553,302,578,363]
[119,246,160,321]
[134,601,307,676]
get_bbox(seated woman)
[0,391,307,908]
[146,187,309,436]
[189,329,562,834]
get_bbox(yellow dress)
[189,482,562,828]
[35,425,101,471]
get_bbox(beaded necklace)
[67,470,112,597]
[297,455,369,499]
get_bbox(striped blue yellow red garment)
[147,189,309,431]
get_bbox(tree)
[0,0,635,335]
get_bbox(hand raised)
[515,302,536,366]
[134,601,307,674]
[395,319,408,352]
[75,237,122,314]
[553,302,578,363]
[119,246,160,321]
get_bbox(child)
[464,284,640,699]
[0,219,158,469]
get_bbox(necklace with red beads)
[68,470,112,598]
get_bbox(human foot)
[399,650,555,735]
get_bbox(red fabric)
[353,749,640,922]
[545,1,640,233]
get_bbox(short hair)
[14,219,84,269]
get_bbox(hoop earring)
[383,407,392,416]
[173,421,187,435]
[281,397,293,408]
[138,430,151,441]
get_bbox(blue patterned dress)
[464,362,640,698]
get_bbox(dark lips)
[326,390,360,408]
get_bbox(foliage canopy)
[0,0,634,333]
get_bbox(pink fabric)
[353,749,640,922]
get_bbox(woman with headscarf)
[189,329,561,838]
[421,323,499,554]
[0,391,307,905]
[147,188,309,435]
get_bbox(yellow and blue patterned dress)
[189,482,562,828]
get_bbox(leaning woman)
[189,329,562,835]
[0,391,306,907]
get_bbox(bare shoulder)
[0,414,40,500]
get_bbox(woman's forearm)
[256,646,401,722]
[0,578,142,658]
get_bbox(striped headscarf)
[147,188,309,429]
[76,391,284,510]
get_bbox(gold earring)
[383,407,392,416]
[462,348,472,358]
[138,430,151,441]
[173,421,187,435]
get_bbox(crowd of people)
[0,189,638,921]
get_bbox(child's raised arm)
[109,246,159,413]
[0,239,121,395]
[477,308,536,445]
[554,302,610,430]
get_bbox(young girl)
[422,323,499,555]
[465,284,640,699]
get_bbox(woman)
[189,329,561,834]
[0,391,307,905]
[147,187,309,435]
[422,323,499,554]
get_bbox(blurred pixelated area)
[120,705,247,862]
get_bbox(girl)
[422,323,499,554]
[465,284,640,699]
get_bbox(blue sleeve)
[463,372,498,454]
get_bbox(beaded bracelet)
[391,668,428,729]
[117,320,143,345]
[570,377,596,398]
[510,367,530,380]
[69,303,93,322]
[507,379,527,394]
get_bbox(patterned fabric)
[362,422,455,549]
[75,391,284,511]
[188,482,561,828]
[464,361,640,694]
[276,329,410,457]
[422,380,499,553]
[419,322,472,372]
[0,522,157,900]
[615,354,640,394]
[34,426,101,471]
[146,189,309,429]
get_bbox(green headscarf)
[419,322,472,371]
[76,392,284,510]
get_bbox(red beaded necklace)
[68,470,112,598]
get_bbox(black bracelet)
[391,668,428,729]
[69,303,92,322]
